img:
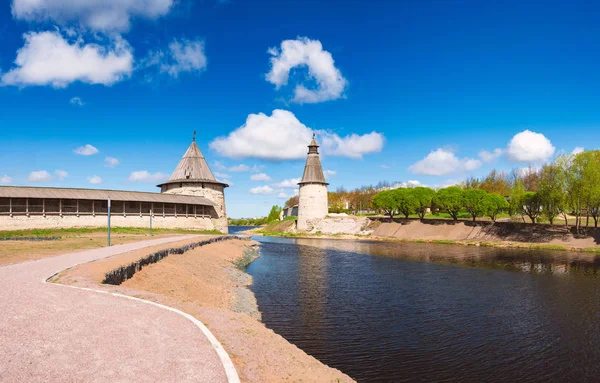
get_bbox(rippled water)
[245,235,600,382]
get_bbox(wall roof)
[0,186,215,206]
[299,138,328,185]
[158,141,228,187]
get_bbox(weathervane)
[193,130,196,142]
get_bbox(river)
[243,232,600,382]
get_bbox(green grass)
[0,227,223,238]
[232,247,261,270]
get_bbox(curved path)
[0,236,238,383]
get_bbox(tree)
[509,180,526,222]
[267,205,282,222]
[410,187,436,219]
[284,195,299,208]
[372,190,397,218]
[393,188,418,218]
[462,189,488,221]
[433,187,464,221]
[482,193,509,222]
[538,164,567,226]
[522,192,542,224]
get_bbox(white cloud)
[324,170,336,178]
[506,130,555,163]
[28,170,52,182]
[54,170,68,180]
[88,175,102,184]
[161,39,207,78]
[380,164,390,169]
[251,173,272,182]
[228,164,251,172]
[572,147,584,155]
[409,148,482,176]
[249,185,275,195]
[69,96,85,106]
[275,178,301,189]
[11,0,174,33]
[210,109,384,160]
[74,144,99,156]
[0,175,13,184]
[517,166,542,178]
[320,131,384,159]
[214,172,231,179]
[278,192,288,199]
[128,171,168,182]
[1,31,133,88]
[394,180,422,188]
[266,37,347,103]
[479,148,503,163]
[104,157,119,167]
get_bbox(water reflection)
[247,236,600,382]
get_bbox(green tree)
[410,187,436,219]
[462,189,488,221]
[393,188,418,218]
[267,205,282,222]
[433,187,464,221]
[509,180,526,222]
[538,163,567,226]
[522,192,542,224]
[482,193,509,222]
[372,190,397,218]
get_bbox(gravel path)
[0,236,235,383]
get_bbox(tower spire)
[193,130,196,142]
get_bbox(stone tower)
[297,135,329,231]
[157,134,229,233]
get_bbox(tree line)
[370,150,600,231]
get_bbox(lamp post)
[107,197,111,247]
[150,209,153,236]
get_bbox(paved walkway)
[0,236,236,383]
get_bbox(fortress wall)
[163,184,227,219]
[0,214,220,232]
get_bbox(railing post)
[9,198,12,217]
[42,199,45,217]
[26,198,29,217]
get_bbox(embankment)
[56,236,354,383]
[373,219,600,248]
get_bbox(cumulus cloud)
[104,157,119,168]
[11,0,174,33]
[128,171,168,182]
[409,148,482,176]
[55,170,68,180]
[69,96,85,106]
[249,185,275,195]
[275,178,301,188]
[479,148,503,163]
[506,130,555,163]
[0,175,13,184]
[395,180,422,188]
[278,192,288,199]
[88,175,103,184]
[28,170,52,182]
[210,109,384,160]
[572,147,585,155]
[251,173,272,182]
[74,144,99,156]
[1,31,133,88]
[266,37,347,103]
[324,170,336,178]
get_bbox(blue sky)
[0,0,598,218]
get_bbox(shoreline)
[54,236,354,383]
[249,228,600,254]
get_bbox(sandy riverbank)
[56,236,354,383]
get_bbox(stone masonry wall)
[0,215,217,231]
[163,184,227,218]
[297,183,328,231]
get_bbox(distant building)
[297,136,328,231]
[0,135,229,233]
[282,204,298,219]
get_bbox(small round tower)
[157,133,229,233]
[297,135,329,231]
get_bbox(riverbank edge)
[250,228,600,254]
[52,236,355,382]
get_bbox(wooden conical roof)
[299,136,328,185]
[158,140,228,187]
